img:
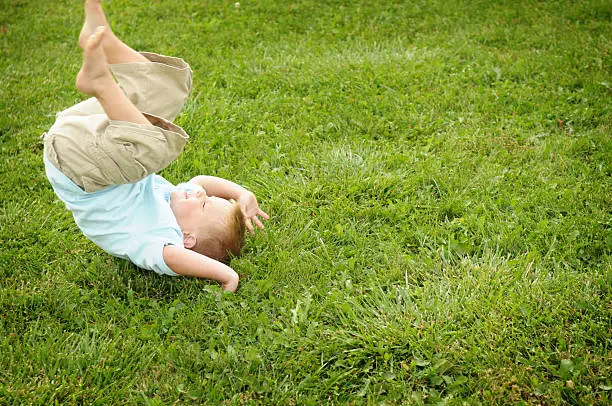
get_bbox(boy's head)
[170,187,246,261]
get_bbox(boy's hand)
[221,272,240,292]
[238,191,269,235]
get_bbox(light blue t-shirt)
[44,158,199,276]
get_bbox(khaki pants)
[44,52,193,192]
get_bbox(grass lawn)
[1,0,610,403]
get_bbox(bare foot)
[77,0,148,64]
[75,26,114,96]
[79,0,114,50]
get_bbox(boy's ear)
[183,232,197,249]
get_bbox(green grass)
[1,0,610,403]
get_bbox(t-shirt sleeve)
[128,236,182,276]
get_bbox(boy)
[43,0,268,292]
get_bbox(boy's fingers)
[254,218,265,229]
[245,218,254,234]
[242,210,268,235]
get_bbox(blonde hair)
[193,203,246,262]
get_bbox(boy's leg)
[55,0,149,120]
[78,0,192,122]
[76,27,149,125]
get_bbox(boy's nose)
[195,189,205,199]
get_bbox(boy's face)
[169,186,233,232]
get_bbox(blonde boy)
[43,1,268,292]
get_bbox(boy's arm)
[188,175,247,200]
[162,245,239,292]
